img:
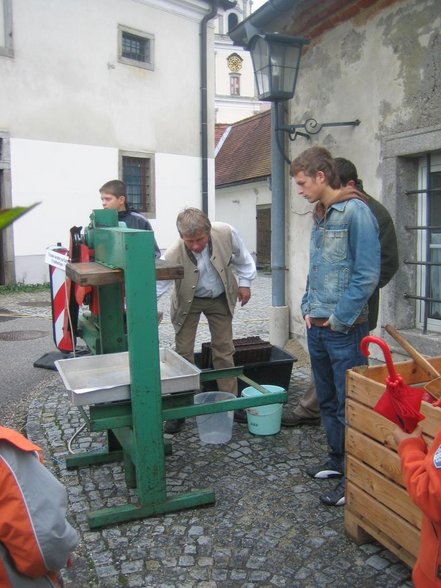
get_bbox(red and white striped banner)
[47,246,74,352]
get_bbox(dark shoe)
[320,478,346,507]
[306,460,343,479]
[281,413,320,427]
[234,409,247,423]
[164,418,185,434]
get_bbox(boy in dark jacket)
[100,179,161,258]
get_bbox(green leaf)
[0,203,40,230]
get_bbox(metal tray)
[55,348,200,406]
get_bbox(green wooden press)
[61,209,287,529]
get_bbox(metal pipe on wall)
[269,102,289,346]
[200,1,219,214]
[271,102,285,307]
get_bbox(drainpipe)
[268,101,289,347]
[229,0,294,346]
[200,1,219,214]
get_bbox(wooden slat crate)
[344,356,441,568]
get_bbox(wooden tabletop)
[66,260,183,286]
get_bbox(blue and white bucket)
[241,385,284,436]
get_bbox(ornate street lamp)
[245,32,360,346]
[246,33,309,346]
[248,33,310,101]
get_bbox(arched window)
[227,13,239,32]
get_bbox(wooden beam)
[66,260,184,286]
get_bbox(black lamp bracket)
[278,117,361,142]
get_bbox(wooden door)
[256,206,271,268]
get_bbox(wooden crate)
[344,356,441,568]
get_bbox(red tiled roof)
[215,110,271,187]
[215,123,229,147]
[282,0,400,41]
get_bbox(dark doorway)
[256,206,271,268]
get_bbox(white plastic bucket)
[242,385,284,436]
[194,391,235,444]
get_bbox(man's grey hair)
[176,208,211,237]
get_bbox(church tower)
[214,1,269,124]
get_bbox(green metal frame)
[66,209,287,529]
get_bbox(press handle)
[384,324,440,380]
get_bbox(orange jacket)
[0,426,78,587]
[398,425,441,587]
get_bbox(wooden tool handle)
[424,377,441,399]
[384,324,441,379]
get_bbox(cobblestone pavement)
[4,274,413,587]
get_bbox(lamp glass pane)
[271,65,296,95]
[270,43,301,95]
[255,65,270,98]
[249,35,305,100]
[250,36,269,73]
[271,42,301,68]
[250,37,271,99]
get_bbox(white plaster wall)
[215,45,256,98]
[0,0,5,46]
[0,0,206,155]
[1,0,216,283]
[287,193,313,335]
[215,98,267,124]
[10,139,117,282]
[215,181,271,255]
[214,37,267,123]
[10,139,213,283]
[10,139,119,252]
[153,152,215,250]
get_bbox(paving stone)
[367,554,393,571]
[14,274,414,587]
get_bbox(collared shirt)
[193,226,256,298]
[156,225,256,299]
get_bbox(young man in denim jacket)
[282,158,399,427]
[290,146,381,506]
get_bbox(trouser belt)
[310,317,367,328]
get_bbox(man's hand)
[238,287,251,307]
[304,314,330,329]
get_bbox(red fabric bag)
[361,336,425,433]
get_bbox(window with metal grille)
[122,32,149,63]
[405,153,441,332]
[118,25,154,70]
[122,155,153,214]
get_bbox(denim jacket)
[301,197,380,334]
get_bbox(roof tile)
[215,110,271,187]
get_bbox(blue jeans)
[307,322,369,471]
